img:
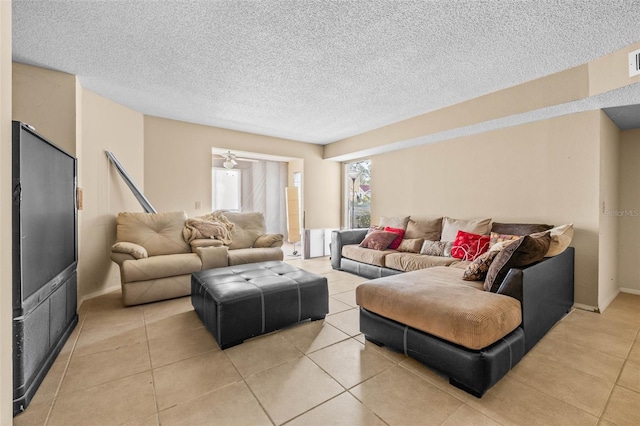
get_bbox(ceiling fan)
[221,151,238,169]
[219,150,258,169]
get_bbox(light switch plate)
[629,48,640,77]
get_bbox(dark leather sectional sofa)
[331,228,575,397]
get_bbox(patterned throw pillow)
[384,226,405,250]
[366,225,384,235]
[451,230,491,261]
[463,250,499,281]
[420,240,449,256]
[359,230,398,251]
[489,232,520,247]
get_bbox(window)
[345,160,371,229]
[212,168,241,211]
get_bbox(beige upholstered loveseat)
[110,211,283,306]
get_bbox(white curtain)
[240,160,288,236]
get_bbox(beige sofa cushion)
[385,253,460,272]
[342,245,395,267]
[223,212,267,249]
[356,267,522,350]
[117,211,190,256]
[121,253,202,283]
[227,247,284,266]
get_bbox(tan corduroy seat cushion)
[342,245,395,267]
[356,267,522,350]
[384,252,460,272]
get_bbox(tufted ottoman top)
[193,261,322,302]
[192,261,328,348]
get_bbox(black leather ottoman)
[191,261,329,349]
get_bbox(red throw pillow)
[451,230,490,261]
[384,226,405,250]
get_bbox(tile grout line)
[142,304,163,424]
[598,327,640,423]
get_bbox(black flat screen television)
[12,121,77,313]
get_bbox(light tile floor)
[13,256,640,425]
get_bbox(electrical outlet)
[195,201,201,210]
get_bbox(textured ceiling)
[11,0,640,145]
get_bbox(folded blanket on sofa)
[183,211,235,244]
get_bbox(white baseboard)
[598,288,621,313]
[78,284,121,308]
[620,287,640,296]
[572,303,600,313]
[574,288,640,315]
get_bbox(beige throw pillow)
[397,238,424,253]
[440,217,492,242]
[405,218,443,241]
[379,216,411,230]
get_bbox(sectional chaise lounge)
[331,216,574,396]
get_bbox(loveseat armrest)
[190,239,224,252]
[331,229,369,270]
[110,242,148,267]
[254,233,284,248]
[196,246,230,270]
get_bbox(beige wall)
[144,116,341,229]
[12,63,76,155]
[369,111,601,307]
[78,89,145,300]
[598,111,621,309]
[324,65,590,160]
[618,128,640,293]
[0,1,13,423]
